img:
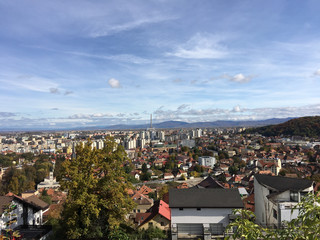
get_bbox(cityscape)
[1,0,320,240]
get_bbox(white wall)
[280,208,299,223]
[254,178,270,226]
[171,208,234,227]
[0,200,24,231]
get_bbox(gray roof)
[169,188,243,208]
[254,174,313,192]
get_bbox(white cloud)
[314,69,320,76]
[167,33,229,59]
[108,78,121,88]
[232,105,242,112]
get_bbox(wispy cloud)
[64,90,73,95]
[0,76,58,93]
[166,33,229,59]
[68,113,114,119]
[0,112,16,118]
[221,73,255,83]
[89,15,177,38]
[49,88,60,94]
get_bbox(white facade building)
[198,156,216,168]
[37,172,60,190]
[0,195,49,231]
[169,188,243,240]
[254,174,314,228]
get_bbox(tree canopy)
[60,137,135,239]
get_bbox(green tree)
[142,163,148,173]
[228,165,238,175]
[60,137,135,239]
[225,209,265,239]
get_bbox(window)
[273,209,277,220]
[149,222,153,226]
[161,222,164,226]
[290,192,299,202]
[179,208,183,211]
[197,208,201,211]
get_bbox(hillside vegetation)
[245,116,320,137]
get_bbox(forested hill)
[245,116,320,137]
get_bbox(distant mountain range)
[0,118,296,132]
[245,116,320,137]
[100,118,294,130]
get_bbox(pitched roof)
[138,200,171,227]
[254,174,313,192]
[169,188,243,208]
[24,195,49,210]
[194,176,225,189]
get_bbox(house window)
[273,209,277,220]
[37,217,40,224]
[161,222,164,226]
[290,192,299,202]
[149,222,153,226]
[179,208,183,211]
[197,208,201,211]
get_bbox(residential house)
[164,173,174,180]
[169,188,243,240]
[0,194,50,239]
[254,174,314,228]
[136,200,171,231]
[131,192,154,214]
[194,176,225,189]
[256,158,282,175]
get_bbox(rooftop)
[254,174,313,192]
[169,188,243,208]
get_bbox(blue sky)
[1,0,320,130]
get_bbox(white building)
[169,188,243,240]
[159,131,165,141]
[198,156,216,168]
[254,174,314,228]
[37,172,60,190]
[0,195,49,231]
[196,128,202,138]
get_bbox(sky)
[1,0,320,130]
